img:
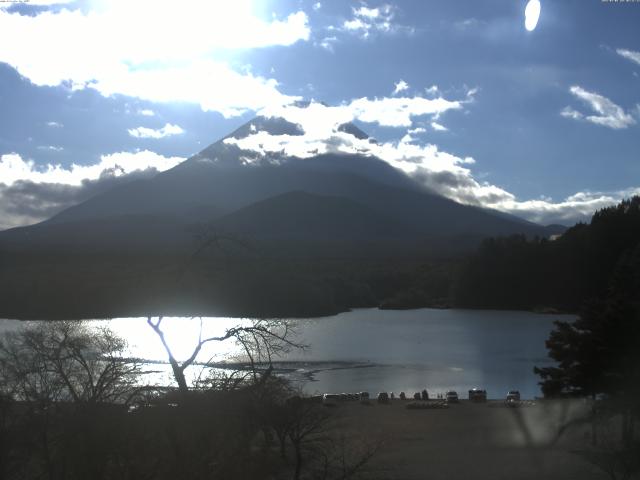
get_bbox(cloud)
[138,109,155,117]
[454,18,481,30]
[36,145,64,152]
[0,151,185,229]
[431,122,447,131]
[348,95,465,127]
[392,80,409,95]
[128,123,185,139]
[318,36,338,52]
[0,170,160,230]
[491,189,640,226]
[560,106,583,121]
[254,90,468,130]
[46,121,63,128]
[425,85,439,96]
[562,86,635,129]
[223,101,638,225]
[0,151,184,187]
[0,2,310,116]
[341,3,411,38]
[617,48,640,66]
[0,0,74,6]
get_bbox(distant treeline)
[0,248,453,319]
[2,198,637,319]
[452,196,640,312]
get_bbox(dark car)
[377,392,390,404]
[468,388,487,402]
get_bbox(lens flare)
[525,0,541,32]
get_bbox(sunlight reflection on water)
[0,308,574,399]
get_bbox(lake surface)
[0,308,573,399]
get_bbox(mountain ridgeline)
[0,115,567,318]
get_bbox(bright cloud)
[342,3,410,38]
[223,101,637,225]
[493,189,640,225]
[425,85,439,96]
[348,95,465,127]
[562,86,635,129]
[0,151,185,229]
[560,106,583,121]
[128,123,185,139]
[260,91,468,129]
[0,2,309,116]
[393,80,409,95]
[617,48,640,66]
[0,151,184,188]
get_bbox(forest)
[453,196,640,312]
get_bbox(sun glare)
[524,0,541,32]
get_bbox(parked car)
[468,388,487,402]
[446,391,459,403]
[377,392,390,404]
[322,394,340,406]
[506,390,521,406]
[506,390,521,402]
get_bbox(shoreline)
[2,304,577,322]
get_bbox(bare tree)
[265,397,380,480]
[575,416,640,480]
[286,399,333,480]
[0,321,142,406]
[0,322,143,480]
[146,316,303,395]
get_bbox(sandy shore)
[330,399,607,480]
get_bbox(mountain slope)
[0,109,568,254]
[0,114,569,318]
[214,190,413,241]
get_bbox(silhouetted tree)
[535,240,640,449]
[147,316,303,395]
[0,322,143,480]
[0,321,142,406]
[454,196,640,311]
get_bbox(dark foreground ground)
[330,399,607,480]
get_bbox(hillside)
[0,114,566,318]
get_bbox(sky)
[0,0,639,229]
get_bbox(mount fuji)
[0,113,561,255]
[0,109,565,318]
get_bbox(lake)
[0,308,573,399]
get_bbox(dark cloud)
[0,168,159,228]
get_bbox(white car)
[446,391,459,403]
[322,393,340,406]
[506,390,521,404]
